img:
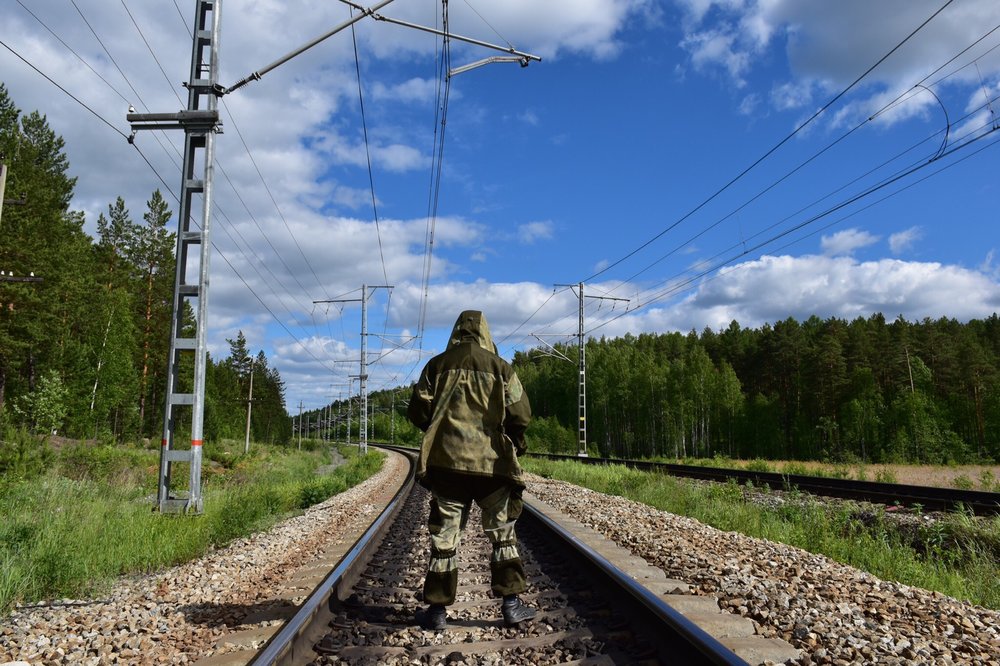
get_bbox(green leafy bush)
[0,428,53,480]
[952,475,974,490]
[874,468,898,484]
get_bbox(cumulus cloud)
[738,92,760,115]
[638,253,1000,333]
[680,28,752,86]
[820,228,879,256]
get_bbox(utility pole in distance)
[243,361,255,455]
[549,282,629,457]
[314,284,391,454]
[297,399,303,450]
[1,155,29,233]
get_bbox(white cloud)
[771,80,813,111]
[738,92,760,115]
[820,228,879,256]
[518,110,540,126]
[370,78,439,104]
[980,249,998,277]
[889,226,923,255]
[643,253,1000,332]
[680,28,752,86]
[517,221,554,244]
[674,0,1000,124]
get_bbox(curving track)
[243,448,796,665]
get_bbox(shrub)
[952,475,974,491]
[0,428,53,480]
[874,468,898,484]
[526,416,578,455]
[55,445,154,486]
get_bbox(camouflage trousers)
[423,483,526,606]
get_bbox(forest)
[5,80,999,466]
[513,314,1000,464]
[0,84,289,446]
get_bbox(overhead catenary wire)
[617,90,1000,320]
[580,0,958,285]
[0,38,129,142]
[115,3,330,321]
[611,49,991,293]
[583,117,1000,339]
[349,6,393,373]
[502,0,985,352]
[2,16,340,371]
[164,3,334,305]
[416,0,453,350]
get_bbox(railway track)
[240,448,797,665]
[529,453,1000,516]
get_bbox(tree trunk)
[138,266,154,433]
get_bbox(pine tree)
[133,190,175,435]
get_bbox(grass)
[523,457,1000,610]
[0,440,383,616]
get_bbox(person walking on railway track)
[407,309,536,631]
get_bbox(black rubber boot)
[501,595,536,626]
[417,603,447,630]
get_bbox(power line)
[618,91,1000,319]
[585,123,1000,338]
[0,38,129,141]
[581,0,958,284]
[119,0,186,108]
[349,6,393,370]
[3,22,341,372]
[417,0,453,348]
[15,0,130,106]
[502,1,987,352]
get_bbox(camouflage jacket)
[407,311,531,488]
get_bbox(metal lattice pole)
[131,0,223,514]
[549,282,629,458]
[314,284,391,455]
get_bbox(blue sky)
[3,0,999,411]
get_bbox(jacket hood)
[447,310,495,353]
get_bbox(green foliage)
[781,462,811,476]
[952,474,974,490]
[54,444,154,485]
[0,443,384,615]
[874,468,898,484]
[10,370,69,434]
[525,415,578,454]
[745,459,773,473]
[0,82,290,443]
[515,312,1000,464]
[0,427,54,480]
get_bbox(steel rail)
[522,501,750,665]
[247,445,758,663]
[529,453,1000,515]
[247,449,415,666]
